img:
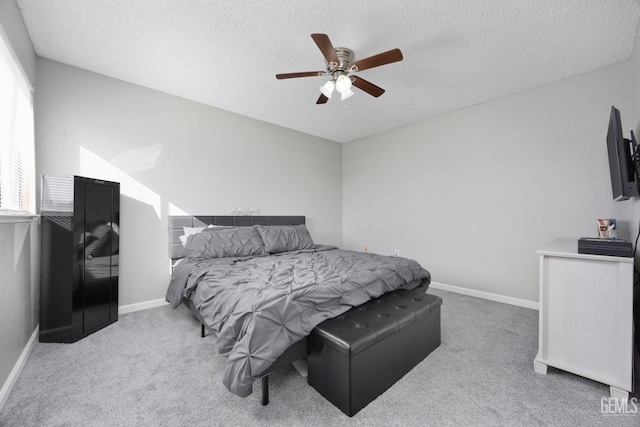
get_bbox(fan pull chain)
[337,99,349,115]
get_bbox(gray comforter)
[166,246,431,397]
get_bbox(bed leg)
[261,375,269,406]
[201,324,206,338]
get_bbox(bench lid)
[312,290,442,356]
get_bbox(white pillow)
[184,226,206,235]
[179,225,221,246]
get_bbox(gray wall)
[628,18,640,251]
[0,220,38,387]
[35,58,343,306]
[0,0,35,84]
[343,60,633,303]
[0,0,38,410]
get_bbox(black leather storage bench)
[307,288,442,417]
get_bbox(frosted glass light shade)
[340,89,354,101]
[335,75,352,94]
[319,80,335,98]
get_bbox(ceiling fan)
[276,33,403,104]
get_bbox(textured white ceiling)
[16,0,640,143]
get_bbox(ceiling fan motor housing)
[326,47,355,78]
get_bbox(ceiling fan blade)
[348,48,403,72]
[316,94,329,104]
[276,71,325,79]
[351,76,385,97]
[311,33,339,66]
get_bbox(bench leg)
[261,376,269,405]
[201,324,206,338]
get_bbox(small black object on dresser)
[40,175,120,343]
[577,237,632,257]
[307,288,442,417]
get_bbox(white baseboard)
[429,281,539,310]
[118,298,169,315]
[0,325,39,414]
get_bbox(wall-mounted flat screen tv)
[606,106,639,201]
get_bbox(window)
[0,28,34,215]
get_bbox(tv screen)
[606,106,638,201]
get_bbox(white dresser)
[533,238,633,399]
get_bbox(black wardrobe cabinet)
[40,175,120,343]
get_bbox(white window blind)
[0,28,35,215]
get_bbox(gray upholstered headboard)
[168,215,305,260]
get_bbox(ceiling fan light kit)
[340,88,355,101]
[276,33,403,105]
[334,74,352,93]
[319,80,335,98]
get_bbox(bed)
[165,215,431,403]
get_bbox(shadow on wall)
[79,146,162,219]
[77,146,196,302]
[78,145,192,219]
